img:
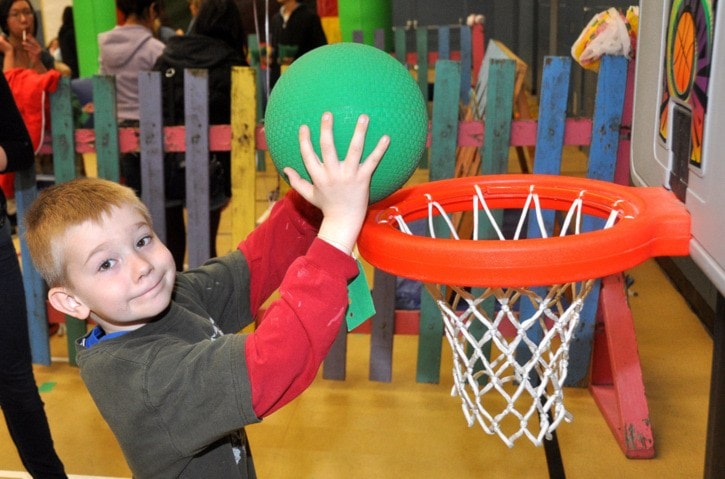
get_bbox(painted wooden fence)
[16,24,648,458]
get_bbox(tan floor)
[0,154,713,478]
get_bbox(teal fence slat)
[50,77,86,366]
[92,75,120,182]
[50,77,76,183]
[416,60,461,383]
[481,59,516,175]
[415,27,429,100]
[394,27,407,65]
[184,69,210,270]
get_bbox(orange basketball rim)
[358,174,691,287]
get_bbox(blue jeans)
[0,217,66,478]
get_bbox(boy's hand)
[285,112,389,254]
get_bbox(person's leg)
[0,219,67,478]
[209,206,223,259]
[165,204,187,271]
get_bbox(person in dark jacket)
[152,0,249,270]
[268,0,327,90]
[57,6,78,78]
[0,71,67,479]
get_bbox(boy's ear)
[48,287,90,320]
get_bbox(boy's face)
[49,203,176,333]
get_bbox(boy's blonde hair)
[24,177,153,287]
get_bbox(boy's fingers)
[284,167,313,199]
[360,134,390,174]
[298,124,321,168]
[318,112,337,162]
[343,115,370,163]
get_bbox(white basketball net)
[391,184,619,447]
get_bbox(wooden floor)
[1,155,714,478]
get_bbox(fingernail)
[322,112,331,121]
[358,115,369,124]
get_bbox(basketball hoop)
[358,174,690,447]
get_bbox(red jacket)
[239,190,359,417]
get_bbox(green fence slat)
[481,59,516,175]
[92,75,120,182]
[416,289,442,383]
[50,76,86,366]
[416,27,429,100]
[469,58,517,382]
[415,60,462,383]
[50,76,75,182]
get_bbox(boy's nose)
[132,254,153,280]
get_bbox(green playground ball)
[264,42,429,203]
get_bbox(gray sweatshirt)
[98,24,165,121]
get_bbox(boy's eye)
[136,235,152,248]
[98,259,116,272]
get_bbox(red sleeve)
[238,189,323,314]
[244,239,358,417]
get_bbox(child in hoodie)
[98,0,165,199]
[98,0,165,123]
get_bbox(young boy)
[24,113,389,478]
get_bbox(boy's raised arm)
[244,113,389,417]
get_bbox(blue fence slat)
[438,26,450,60]
[184,69,210,269]
[533,56,571,176]
[459,25,472,105]
[16,169,49,365]
[567,55,629,387]
[138,72,167,244]
[516,56,571,371]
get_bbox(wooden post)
[568,55,628,386]
[416,60,460,384]
[515,56,571,371]
[184,69,211,269]
[138,72,167,243]
[230,67,258,243]
[51,76,86,366]
[92,75,120,182]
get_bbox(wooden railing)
[17,28,645,457]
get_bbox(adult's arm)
[0,73,33,173]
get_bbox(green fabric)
[338,0,392,50]
[73,0,117,77]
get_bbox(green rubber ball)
[264,42,429,204]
